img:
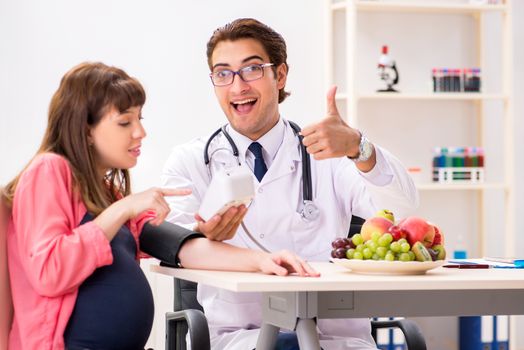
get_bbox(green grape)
[398,252,411,262]
[353,251,364,260]
[346,248,356,259]
[352,234,364,246]
[365,240,378,253]
[376,246,388,258]
[382,233,393,244]
[390,241,401,253]
[377,235,390,247]
[397,238,408,245]
[372,253,380,260]
[362,248,373,259]
[385,252,395,261]
[408,251,416,261]
[356,244,365,253]
[400,242,411,253]
[371,232,381,242]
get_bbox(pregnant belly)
[64,257,154,350]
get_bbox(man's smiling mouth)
[231,98,257,113]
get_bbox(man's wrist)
[348,131,373,163]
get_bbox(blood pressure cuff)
[139,221,204,267]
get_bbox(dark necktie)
[248,142,268,182]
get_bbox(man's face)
[210,38,287,141]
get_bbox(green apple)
[375,209,395,223]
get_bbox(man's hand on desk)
[258,250,321,277]
[194,205,247,241]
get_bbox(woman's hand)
[121,187,191,225]
[258,250,320,277]
[95,187,191,241]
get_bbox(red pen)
[443,264,491,269]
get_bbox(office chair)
[148,216,427,350]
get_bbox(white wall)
[1,0,522,349]
[0,0,326,348]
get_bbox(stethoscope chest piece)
[301,200,319,221]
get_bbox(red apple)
[429,223,444,246]
[361,217,394,241]
[387,225,407,241]
[398,216,435,248]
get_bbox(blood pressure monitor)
[198,166,255,221]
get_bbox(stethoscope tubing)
[203,120,312,203]
[202,120,319,252]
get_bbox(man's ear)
[276,63,288,90]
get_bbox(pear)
[375,209,395,223]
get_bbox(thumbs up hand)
[300,86,361,161]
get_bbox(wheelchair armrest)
[166,309,210,350]
[371,319,427,350]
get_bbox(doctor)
[161,18,418,350]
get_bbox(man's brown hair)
[206,18,291,103]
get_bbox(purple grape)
[345,240,356,249]
[331,238,346,249]
[427,248,438,261]
[333,247,347,259]
[332,237,352,249]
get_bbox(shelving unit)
[325,0,515,348]
[336,1,508,13]
[355,92,507,100]
[325,0,513,251]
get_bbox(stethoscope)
[203,121,319,253]
[203,120,320,221]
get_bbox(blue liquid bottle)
[453,234,467,259]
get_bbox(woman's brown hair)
[3,62,146,215]
[206,18,291,103]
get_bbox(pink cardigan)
[1,190,13,350]
[7,153,151,350]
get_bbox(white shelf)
[358,92,507,101]
[416,182,507,191]
[331,1,508,14]
[335,92,507,101]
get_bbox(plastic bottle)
[441,147,451,167]
[472,68,482,92]
[477,147,484,167]
[453,234,467,259]
[464,147,473,167]
[470,147,479,167]
[432,68,438,92]
[443,68,449,92]
[432,147,441,168]
[464,68,472,92]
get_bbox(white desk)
[152,262,524,350]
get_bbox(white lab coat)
[161,119,418,350]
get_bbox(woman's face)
[88,105,146,175]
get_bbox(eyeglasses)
[209,63,274,86]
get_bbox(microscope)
[377,45,399,92]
